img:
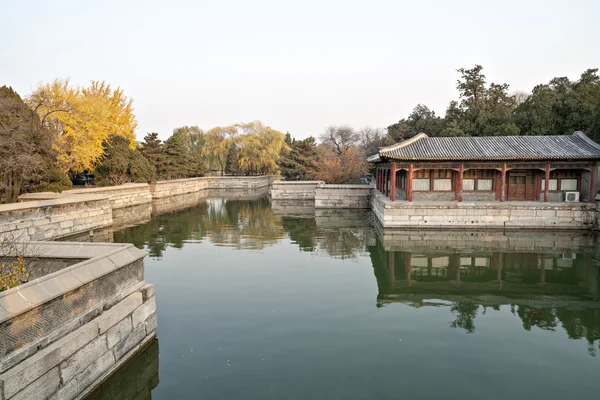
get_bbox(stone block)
[59,335,107,384]
[107,316,133,348]
[146,312,158,334]
[10,367,60,400]
[114,323,147,361]
[96,292,143,334]
[47,378,77,400]
[132,297,156,329]
[75,350,115,396]
[0,291,30,315]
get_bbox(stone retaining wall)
[314,184,372,208]
[372,191,597,230]
[271,181,372,209]
[270,181,323,200]
[0,242,156,400]
[0,195,112,241]
[19,183,152,210]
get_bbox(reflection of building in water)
[369,230,600,354]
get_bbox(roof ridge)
[573,131,600,151]
[379,132,428,154]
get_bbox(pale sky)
[2,0,599,140]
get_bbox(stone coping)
[0,194,109,213]
[0,242,146,324]
[19,183,150,201]
[272,181,324,185]
[152,175,273,185]
[375,193,596,210]
[317,184,372,189]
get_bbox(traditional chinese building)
[368,131,600,203]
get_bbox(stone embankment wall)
[314,184,372,208]
[20,183,152,210]
[270,181,323,200]
[0,195,112,241]
[271,181,372,209]
[372,191,597,230]
[0,242,156,400]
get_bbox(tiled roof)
[374,132,600,161]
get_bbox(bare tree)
[358,126,385,156]
[319,125,360,155]
[513,91,530,106]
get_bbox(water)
[85,194,600,400]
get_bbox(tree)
[202,125,237,176]
[173,126,206,176]
[94,135,154,186]
[358,126,386,156]
[515,69,600,142]
[28,79,137,173]
[236,122,287,175]
[387,104,445,141]
[443,65,519,137]
[140,133,164,177]
[278,136,318,180]
[313,145,368,184]
[0,86,70,203]
[319,125,360,155]
[163,130,192,179]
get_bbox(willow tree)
[202,125,237,175]
[236,121,287,175]
[27,79,137,173]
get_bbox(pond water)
[85,194,600,400]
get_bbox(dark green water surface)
[86,194,600,400]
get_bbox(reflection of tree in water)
[280,217,318,252]
[114,198,285,257]
[556,308,600,356]
[515,306,558,332]
[319,229,371,260]
[450,300,479,334]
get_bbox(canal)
[85,194,600,400]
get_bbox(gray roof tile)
[377,132,600,161]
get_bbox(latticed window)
[413,179,430,191]
[463,169,494,191]
[541,179,558,191]
[434,179,452,191]
[561,179,577,191]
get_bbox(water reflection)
[84,340,159,400]
[369,232,600,355]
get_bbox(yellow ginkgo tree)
[28,79,137,173]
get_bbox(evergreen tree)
[279,136,318,180]
[0,86,70,202]
[140,132,164,176]
[162,130,191,178]
[94,135,155,186]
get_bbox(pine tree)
[162,131,191,179]
[140,132,164,177]
[278,136,318,180]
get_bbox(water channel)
[82,191,600,400]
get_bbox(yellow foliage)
[28,79,137,173]
[202,125,238,174]
[0,256,29,292]
[236,121,287,175]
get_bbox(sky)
[1,0,599,141]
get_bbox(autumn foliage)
[313,146,368,184]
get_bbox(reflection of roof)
[372,131,600,161]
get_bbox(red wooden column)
[376,169,380,192]
[390,164,397,201]
[544,164,550,202]
[407,164,414,202]
[501,163,507,202]
[458,164,464,202]
[386,169,390,197]
[590,162,595,202]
